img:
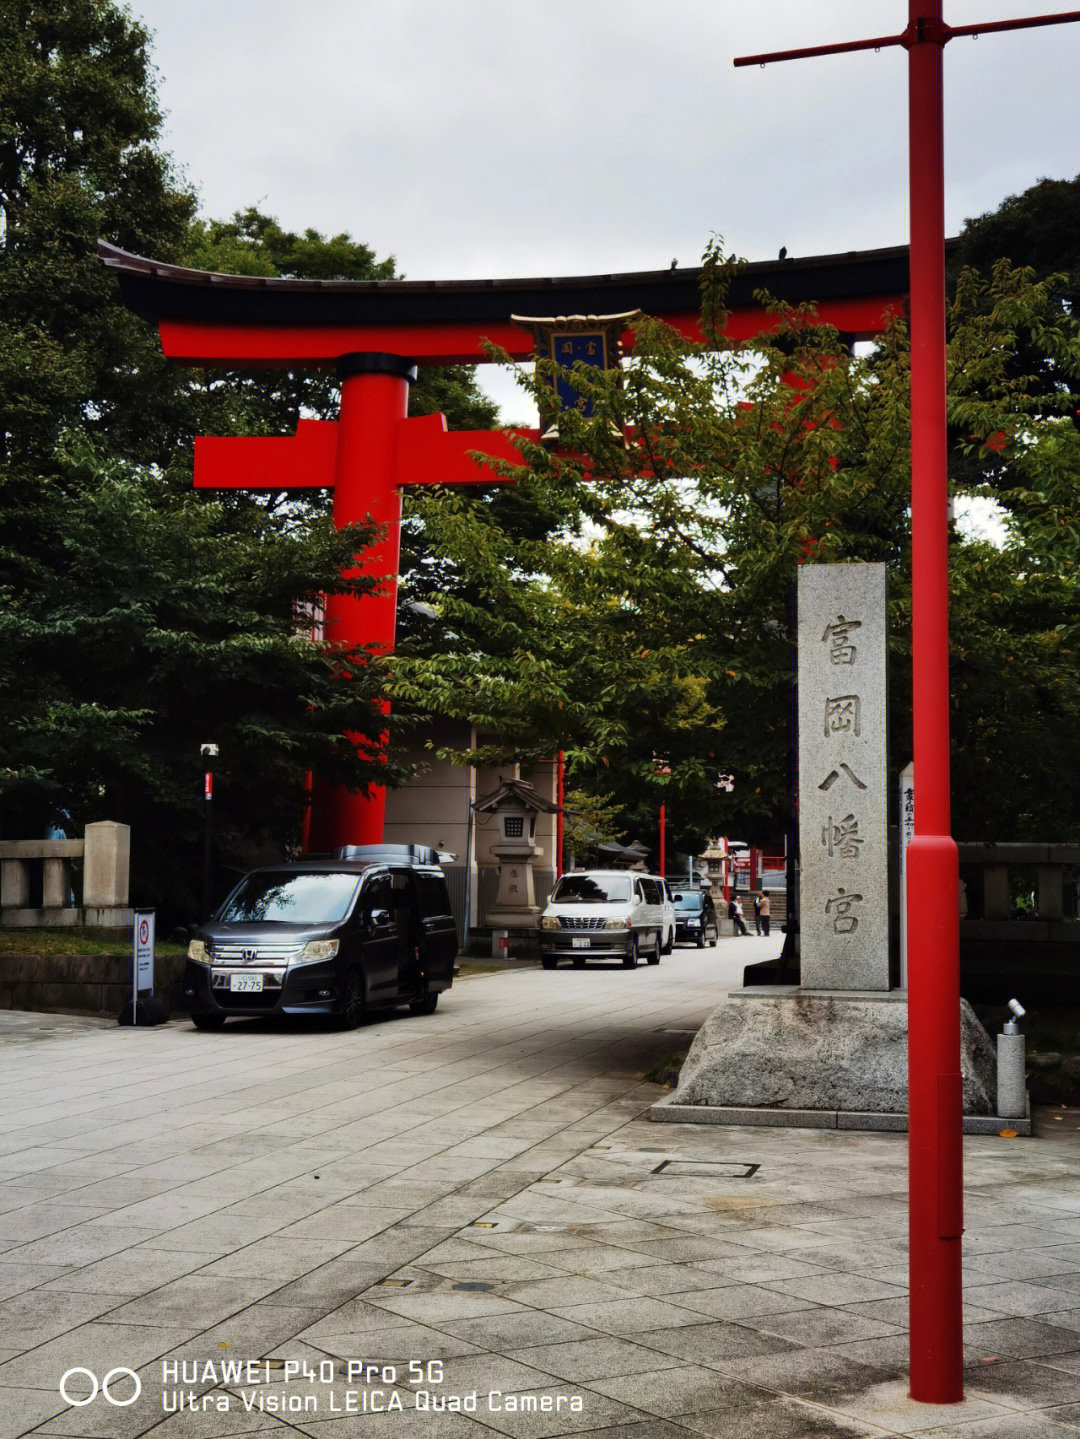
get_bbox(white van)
[538,870,667,969]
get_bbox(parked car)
[538,870,666,969]
[183,844,457,1030]
[669,886,720,946]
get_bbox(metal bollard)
[997,998,1027,1120]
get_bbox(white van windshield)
[550,874,632,904]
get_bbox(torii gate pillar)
[307,354,416,853]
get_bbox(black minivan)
[183,845,457,1030]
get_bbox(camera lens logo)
[59,1367,141,1407]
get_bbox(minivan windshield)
[217,871,361,925]
[671,891,704,911]
[550,874,632,904]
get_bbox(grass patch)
[644,1047,690,1088]
[0,928,187,958]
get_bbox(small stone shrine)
[474,779,559,932]
[656,562,999,1132]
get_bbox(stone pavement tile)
[0,1223,164,1267]
[140,1407,302,1438]
[1035,1275,1080,1297]
[201,1237,356,1282]
[0,1200,119,1245]
[964,1251,1080,1281]
[592,1262,744,1297]
[1036,1311,1080,1336]
[715,1347,889,1402]
[264,1207,413,1243]
[587,1362,749,1418]
[0,1261,77,1300]
[43,1246,216,1295]
[358,1288,527,1324]
[964,1282,1080,1318]
[963,1357,1080,1407]
[824,1334,912,1375]
[95,1273,284,1329]
[919,1414,1080,1437]
[454,1231,594,1258]
[411,1239,505,1268]
[965,1226,1079,1255]
[298,1413,497,1438]
[657,1284,816,1321]
[964,1318,1080,1360]
[532,1248,663,1278]
[263,1260,393,1310]
[635,1320,800,1366]
[1040,1353,1080,1376]
[156,1302,327,1363]
[546,1423,697,1439]
[750,1307,903,1348]
[694,1253,831,1285]
[436,1312,601,1353]
[3,1286,134,1350]
[674,1395,883,1437]
[0,1385,68,1439]
[416,1256,569,1287]
[300,1321,485,1363]
[546,1297,712,1334]
[505,1338,686,1384]
[502,1276,642,1309]
[767,1273,909,1307]
[138,1215,286,1256]
[619,1235,762,1265]
[465,1387,643,1438]
[814,1377,1011,1434]
[0,1320,192,1391]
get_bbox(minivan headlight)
[540,916,560,931]
[295,939,340,966]
[187,939,209,964]
[604,917,632,930]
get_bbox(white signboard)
[134,909,155,997]
[899,762,914,990]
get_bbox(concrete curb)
[649,1091,1032,1135]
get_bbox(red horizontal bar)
[396,415,537,486]
[735,32,904,66]
[162,295,903,369]
[194,419,337,489]
[947,11,1080,38]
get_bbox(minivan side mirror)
[368,908,393,929]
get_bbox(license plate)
[571,937,590,950]
[229,973,264,993]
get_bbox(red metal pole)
[905,2,963,1403]
[308,353,415,853]
[556,750,565,877]
[658,804,666,878]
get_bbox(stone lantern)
[473,779,559,931]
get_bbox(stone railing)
[957,842,1080,1004]
[0,822,132,928]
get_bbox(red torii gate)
[100,239,920,850]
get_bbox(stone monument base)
[650,987,1028,1134]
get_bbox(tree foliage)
[391,246,1080,854]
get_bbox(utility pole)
[735,3,1080,1405]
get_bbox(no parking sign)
[133,910,155,1015]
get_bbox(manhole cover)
[652,1160,760,1179]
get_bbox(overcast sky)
[127,0,1078,436]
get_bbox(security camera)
[1007,998,1025,1020]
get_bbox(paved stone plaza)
[4,939,1080,1437]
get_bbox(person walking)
[758,890,771,937]
[752,891,763,934]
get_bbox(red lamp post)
[736,2,1080,1405]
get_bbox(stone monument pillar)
[655,562,1003,1132]
[798,563,889,989]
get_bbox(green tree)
[0,440,407,919]
[390,249,1080,852]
